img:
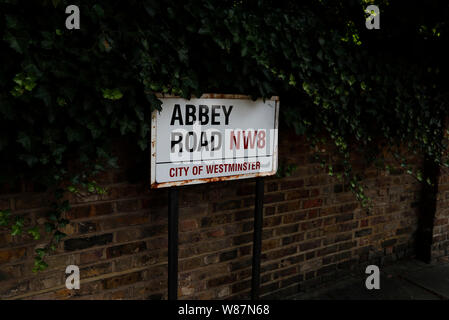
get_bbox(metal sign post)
[166,179,264,301]
[251,177,264,300]
[168,187,179,300]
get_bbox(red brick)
[66,203,113,220]
[106,241,147,259]
[0,247,27,264]
[280,180,304,190]
[302,199,323,209]
[102,271,143,290]
[64,233,113,251]
[180,219,198,232]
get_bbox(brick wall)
[0,130,425,299]
[432,170,449,261]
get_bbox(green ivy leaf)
[28,226,41,240]
[0,210,11,227]
[3,32,23,54]
[102,88,123,100]
[54,231,66,242]
[45,222,55,233]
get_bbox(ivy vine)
[1,0,449,270]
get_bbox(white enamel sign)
[151,94,279,188]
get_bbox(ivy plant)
[1,0,449,269]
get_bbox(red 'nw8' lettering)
[230,130,266,149]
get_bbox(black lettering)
[171,132,183,152]
[211,132,222,151]
[211,105,220,125]
[186,104,196,125]
[186,131,197,152]
[222,105,233,125]
[200,132,209,151]
[170,104,183,125]
[199,105,209,125]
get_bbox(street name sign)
[151,94,279,188]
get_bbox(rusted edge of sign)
[150,109,158,188]
[151,170,277,189]
[155,93,279,101]
[150,96,279,189]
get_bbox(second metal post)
[251,177,264,300]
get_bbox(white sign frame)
[150,94,279,188]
